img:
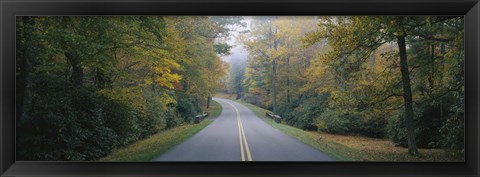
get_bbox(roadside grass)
[206,100,222,118]
[225,95,463,162]
[100,101,222,161]
[99,120,213,161]
[235,100,352,161]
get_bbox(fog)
[220,17,251,64]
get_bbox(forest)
[16,16,242,160]
[16,16,464,161]
[227,16,464,155]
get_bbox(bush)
[242,92,269,109]
[16,75,178,160]
[437,112,464,152]
[280,93,330,131]
[139,92,168,137]
[386,95,464,150]
[437,95,464,152]
[386,110,435,148]
[102,99,140,146]
[175,93,202,123]
[385,112,408,147]
[316,109,386,138]
[316,110,352,134]
[17,80,119,160]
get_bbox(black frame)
[1,0,479,176]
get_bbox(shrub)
[437,95,464,152]
[386,95,464,151]
[316,109,386,138]
[17,80,119,160]
[175,93,202,123]
[102,99,140,146]
[280,93,330,131]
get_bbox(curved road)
[153,98,335,161]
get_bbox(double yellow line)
[224,101,252,161]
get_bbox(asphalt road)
[153,98,335,161]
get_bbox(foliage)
[280,92,330,131]
[17,79,119,160]
[316,109,386,138]
[236,16,464,155]
[16,16,229,161]
[237,99,462,161]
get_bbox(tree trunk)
[368,50,376,81]
[439,42,446,121]
[95,68,106,89]
[269,20,278,114]
[286,56,291,104]
[18,17,36,120]
[65,52,83,88]
[397,34,419,155]
[207,96,211,109]
[428,44,435,89]
[439,30,446,83]
[272,59,277,114]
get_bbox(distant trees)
[239,16,464,155]
[241,16,325,128]
[16,16,229,160]
[210,16,248,99]
[227,56,247,98]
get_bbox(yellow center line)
[239,116,252,161]
[238,113,245,161]
[225,100,253,161]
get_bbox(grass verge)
[222,94,462,161]
[206,100,222,118]
[99,120,213,161]
[236,100,352,161]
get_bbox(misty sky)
[220,17,251,64]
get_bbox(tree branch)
[410,32,455,42]
[413,87,462,106]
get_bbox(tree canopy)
[16,16,230,160]
[237,16,464,155]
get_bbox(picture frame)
[1,0,479,176]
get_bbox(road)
[153,98,335,161]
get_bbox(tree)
[305,16,463,155]
[241,17,320,118]
[241,17,280,113]
[16,16,228,161]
